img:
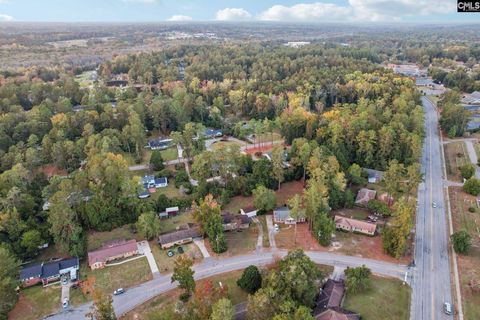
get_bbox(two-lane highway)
[411,97,453,320]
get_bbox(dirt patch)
[276,180,304,205]
[275,223,324,251]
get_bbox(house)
[240,206,258,217]
[204,129,223,138]
[315,307,360,320]
[159,206,179,218]
[142,175,156,189]
[72,105,89,112]
[155,177,168,188]
[364,168,384,184]
[273,206,306,224]
[148,138,173,150]
[20,257,79,287]
[87,239,138,270]
[355,188,377,206]
[313,279,360,320]
[158,224,202,249]
[466,121,480,132]
[334,215,377,236]
[106,79,128,87]
[222,213,250,231]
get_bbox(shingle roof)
[59,257,79,270]
[88,239,138,266]
[355,188,376,205]
[158,225,201,245]
[42,261,60,278]
[315,279,346,312]
[315,307,360,320]
[274,206,290,220]
[334,216,377,234]
[20,264,42,280]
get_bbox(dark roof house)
[20,257,79,287]
[314,279,360,320]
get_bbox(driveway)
[265,215,277,249]
[137,241,160,277]
[61,281,70,309]
[193,239,210,258]
[251,217,264,251]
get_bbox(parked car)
[443,302,452,315]
[274,224,279,232]
[177,246,184,254]
[61,277,68,285]
[432,202,437,208]
[113,288,125,295]
[62,298,69,308]
[167,250,174,257]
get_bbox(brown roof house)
[222,213,251,231]
[88,239,138,270]
[158,224,202,249]
[354,188,376,206]
[314,279,360,320]
[334,215,377,236]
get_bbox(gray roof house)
[273,206,306,224]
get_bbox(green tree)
[192,195,227,253]
[136,211,161,240]
[21,229,43,256]
[383,160,405,206]
[237,265,262,294]
[252,186,276,214]
[312,211,335,246]
[451,230,472,254]
[464,177,480,196]
[210,298,234,320]
[288,194,304,245]
[347,163,366,186]
[0,246,20,319]
[345,265,371,294]
[272,146,285,190]
[459,163,476,180]
[171,255,195,296]
[150,150,165,171]
[88,289,117,320]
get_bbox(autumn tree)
[171,255,195,298]
[210,298,234,320]
[192,195,227,253]
[252,185,276,214]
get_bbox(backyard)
[449,186,480,319]
[343,276,411,320]
[87,225,139,251]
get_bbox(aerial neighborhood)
[0,9,479,320]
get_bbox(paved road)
[46,250,409,320]
[411,97,453,320]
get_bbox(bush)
[237,265,262,294]
[451,230,472,254]
[150,150,165,171]
[468,206,476,213]
[157,168,173,178]
[459,163,476,180]
[463,177,480,196]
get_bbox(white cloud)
[0,14,14,22]
[168,15,193,21]
[259,3,352,22]
[121,0,158,3]
[215,8,252,21]
[258,0,456,22]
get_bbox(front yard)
[206,225,259,257]
[150,241,203,274]
[444,141,469,182]
[343,276,411,320]
[9,285,61,320]
[449,186,480,319]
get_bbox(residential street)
[411,97,453,320]
[45,250,409,320]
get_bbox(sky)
[0,0,477,23]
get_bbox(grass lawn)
[150,240,203,274]
[449,186,480,319]
[249,132,283,143]
[10,285,61,320]
[79,257,152,298]
[444,141,469,182]
[210,140,241,151]
[258,215,270,247]
[160,147,178,162]
[160,211,195,233]
[343,276,411,320]
[223,195,252,214]
[87,225,139,251]
[223,226,259,256]
[151,183,189,199]
[122,270,248,320]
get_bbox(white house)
[240,206,258,218]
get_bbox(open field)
[444,141,469,182]
[160,147,178,162]
[210,140,241,151]
[449,186,480,319]
[206,225,259,257]
[343,276,411,320]
[9,285,61,320]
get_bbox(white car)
[113,288,125,295]
[274,224,279,232]
[443,302,452,315]
[432,202,437,208]
[62,298,69,308]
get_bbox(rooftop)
[87,239,138,265]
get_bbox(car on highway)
[432,202,437,208]
[62,298,69,309]
[443,302,452,315]
[113,288,125,295]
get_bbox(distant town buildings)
[284,41,311,48]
